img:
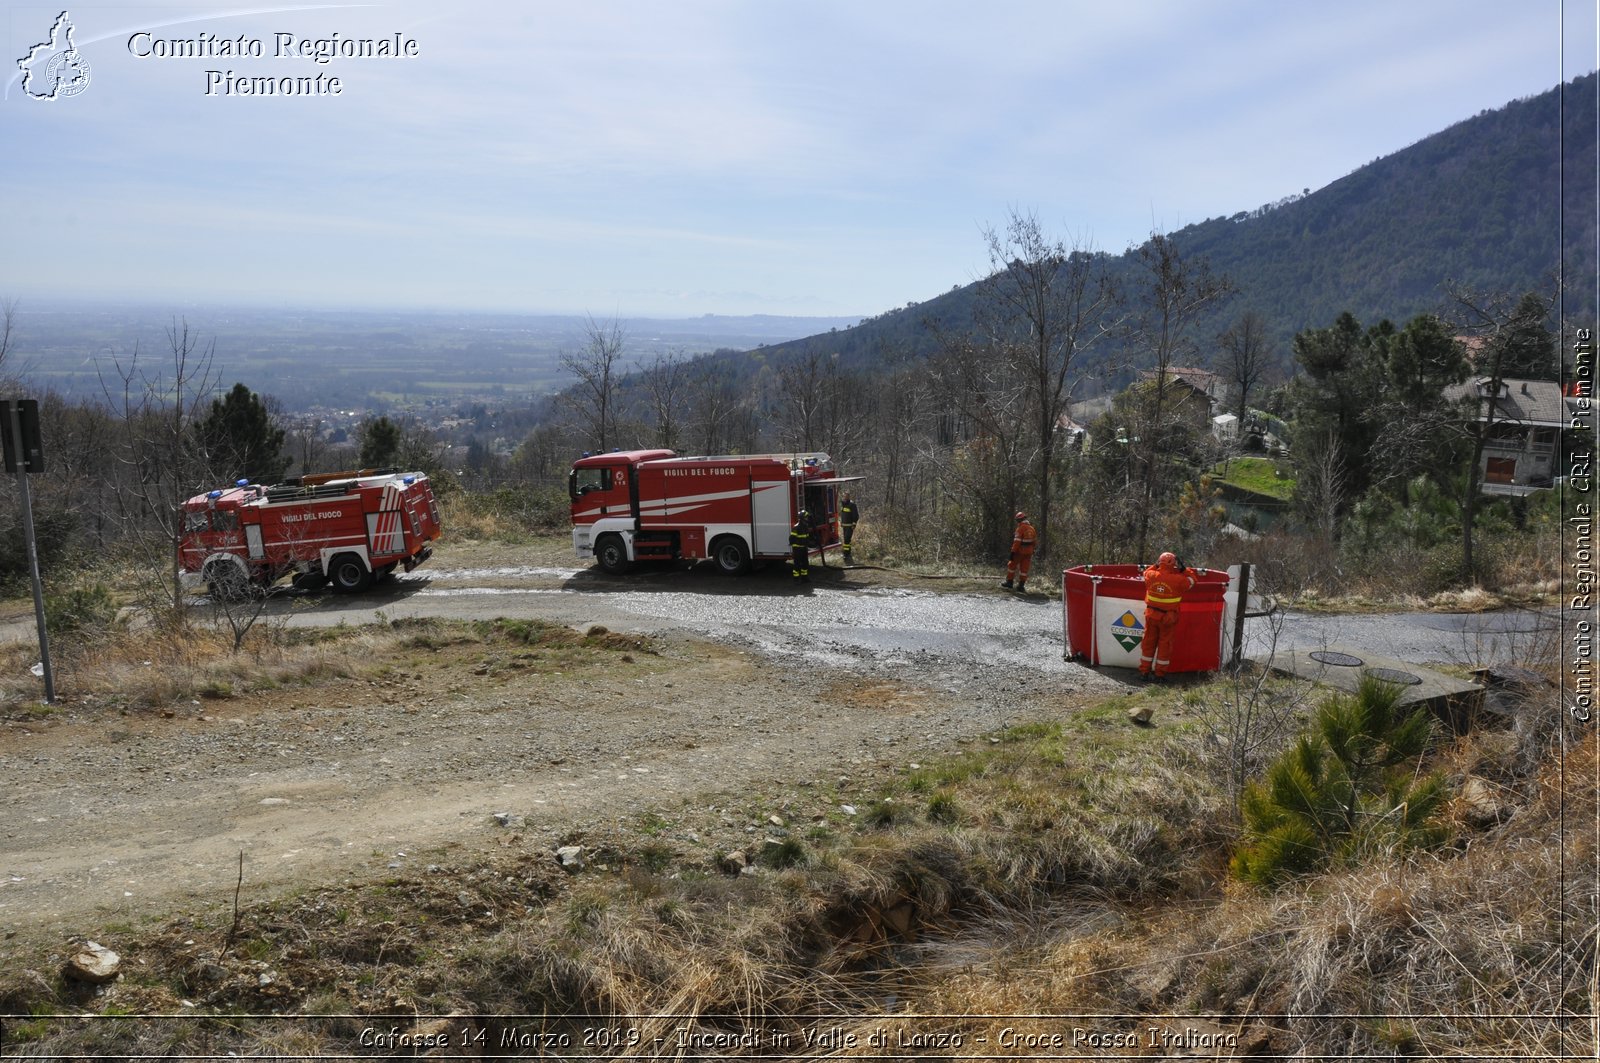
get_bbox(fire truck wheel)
[328,553,374,594]
[710,536,751,576]
[204,562,254,602]
[595,535,630,575]
[292,571,329,592]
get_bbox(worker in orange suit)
[1139,552,1204,680]
[1000,512,1037,592]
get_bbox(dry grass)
[0,614,644,712]
[882,727,1595,1059]
[0,620,370,710]
[437,485,571,543]
[2,669,1590,1059]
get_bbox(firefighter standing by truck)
[791,511,812,583]
[1138,552,1205,681]
[839,493,860,562]
[1000,512,1036,592]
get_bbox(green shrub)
[44,581,119,642]
[1232,676,1450,887]
[757,837,807,869]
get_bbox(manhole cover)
[1309,650,1364,667]
[1365,667,1423,686]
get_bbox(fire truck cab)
[569,449,855,575]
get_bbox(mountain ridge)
[754,71,1596,379]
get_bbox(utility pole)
[3,399,53,703]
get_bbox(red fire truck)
[568,450,857,575]
[179,469,442,596]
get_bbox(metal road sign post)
[2,399,54,704]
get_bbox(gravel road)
[276,552,1562,670]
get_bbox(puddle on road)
[415,587,568,597]
[426,567,583,580]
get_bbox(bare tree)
[38,394,118,546]
[770,349,869,462]
[1195,577,1314,816]
[1126,233,1234,561]
[973,209,1116,557]
[100,320,222,619]
[1216,309,1273,419]
[286,414,328,476]
[685,362,755,456]
[641,349,690,451]
[559,316,626,451]
[1297,430,1347,586]
[875,364,930,513]
[927,330,1031,557]
[0,298,16,381]
[772,350,827,453]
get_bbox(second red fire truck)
[180,469,442,596]
[569,450,857,575]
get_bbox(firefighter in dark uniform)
[790,510,811,583]
[839,492,860,562]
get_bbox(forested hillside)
[755,71,1595,381]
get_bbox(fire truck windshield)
[571,467,609,499]
[185,509,239,534]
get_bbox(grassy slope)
[1212,456,1295,501]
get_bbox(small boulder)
[1127,703,1155,726]
[1459,776,1509,829]
[64,941,120,984]
[554,845,585,872]
[720,850,749,875]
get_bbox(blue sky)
[2,1,1595,318]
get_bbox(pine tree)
[357,416,402,468]
[194,383,289,485]
[1232,675,1450,887]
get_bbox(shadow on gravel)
[559,560,1066,602]
[187,573,436,619]
[558,559,864,596]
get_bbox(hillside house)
[1442,377,1567,495]
[1136,367,1225,415]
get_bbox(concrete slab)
[1254,644,1486,732]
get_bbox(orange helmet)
[1159,551,1177,566]
[1015,511,1027,522]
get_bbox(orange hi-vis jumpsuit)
[1005,517,1037,587]
[1139,556,1196,678]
